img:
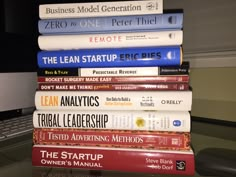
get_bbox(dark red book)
[32,145,195,175]
[38,83,189,91]
[37,75,189,84]
[33,128,191,151]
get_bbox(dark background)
[1,0,129,72]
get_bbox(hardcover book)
[34,90,192,111]
[38,12,183,34]
[33,110,191,132]
[39,0,163,19]
[32,145,195,175]
[38,30,183,51]
[37,46,182,68]
[37,61,190,77]
[33,128,191,151]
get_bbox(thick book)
[33,128,191,151]
[33,110,191,132]
[32,145,195,175]
[39,0,163,19]
[37,75,190,84]
[38,30,183,51]
[38,13,183,34]
[37,62,190,77]
[37,46,182,68]
[35,90,192,111]
[38,83,189,91]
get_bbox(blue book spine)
[37,46,182,68]
[38,13,183,34]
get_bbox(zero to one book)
[39,0,163,19]
[33,128,191,151]
[35,90,192,111]
[38,30,183,51]
[37,46,182,68]
[38,12,183,34]
[33,110,191,132]
[32,145,195,175]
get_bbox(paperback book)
[37,61,190,77]
[37,75,190,84]
[38,83,189,91]
[35,90,192,111]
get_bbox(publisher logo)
[176,160,186,171]
[173,120,182,127]
[146,2,158,10]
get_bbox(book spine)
[37,63,189,76]
[37,75,190,84]
[33,110,191,132]
[35,90,192,111]
[38,30,183,51]
[39,0,163,19]
[37,46,182,68]
[32,145,195,175]
[33,128,191,151]
[38,13,182,34]
[38,83,189,91]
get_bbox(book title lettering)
[41,52,162,65]
[43,16,170,30]
[45,4,142,15]
[37,113,108,128]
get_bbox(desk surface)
[0,121,236,177]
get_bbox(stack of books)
[32,0,195,176]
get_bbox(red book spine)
[33,129,191,150]
[37,75,189,84]
[32,145,195,175]
[38,83,189,91]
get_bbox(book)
[38,30,183,51]
[38,83,189,91]
[34,90,192,111]
[37,62,190,77]
[37,46,182,68]
[37,75,190,84]
[38,12,183,34]
[32,145,195,175]
[33,110,191,132]
[39,0,163,19]
[33,128,191,151]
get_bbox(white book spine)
[35,90,192,111]
[38,30,183,51]
[79,67,160,77]
[39,0,163,19]
[33,110,191,132]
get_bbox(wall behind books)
[164,0,236,123]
